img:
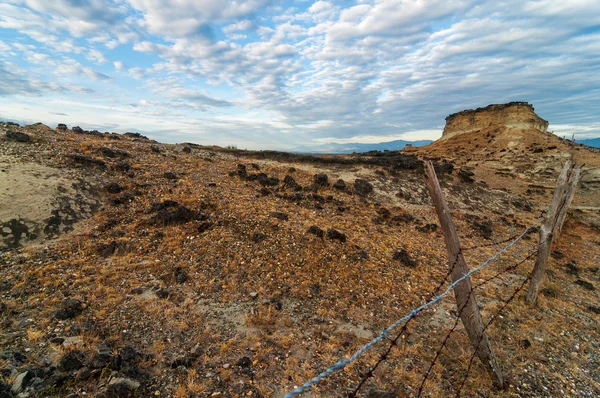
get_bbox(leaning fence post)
[526,160,580,304]
[423,161,504,388]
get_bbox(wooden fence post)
[423,161,504,388]
[526,160,581,304]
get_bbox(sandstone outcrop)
[441,102,549,140]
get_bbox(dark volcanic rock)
[270,211,289,221]
[5,130,31,142]
[106,377,141,397]
[68,154,106,168]
[58,350,85,372]
[106,183,123,194]
[116,162,131,173]
[55,299,83,320]
[237,164,247,178]
[97,241,119,257]
[150,205,195,225]
[575,279,595,291]
[175,267,189,284]
[314,173,328,188]
[326,228,346,243]
[257,173,279,186]
[252,231,267,243]
[333,179,347,191]
[354,179,373,196]
[393,248,416,267]
[182,146,192,153]
[307,225,324,237]
[100,147,116,157]
[163,172,178,180]
[57,123,67,130]
[72,126,84,133]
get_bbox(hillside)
[1,110,599,398]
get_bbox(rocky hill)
[0,109,599,398]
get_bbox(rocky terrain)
[0,104,599,398]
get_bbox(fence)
[285,159,580,397]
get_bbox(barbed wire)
[454,269,535,396]
[284,217,542,398]
[417,249,537,397]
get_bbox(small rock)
[58,350,84,372]
[307,226,324,238]
[57,123,67,130]
[68,154,106,168]
[270,212,289,221]
[106,183,123,194]
[55,299,83,320]
[163,172,177,180]
[236,357,252,368]
[11,371,33,394]
[333,179,347,191]
[252,232,267,243]
[222,363,230,369]
[6,131,31,142]
[249,292,258,299]
[393,248,416,267]
[107,377,141,397]
[100,147,116,157]
[354,179,373,196]
[575,279,595,290]
[72,126,84,133]
[75,367,91,381]
[182,146,191,153]
[156,289,169,299]
[251,163,260,170]
[519,339,532,349]
[326,228,346,243]
[314,173,328,188]
[174,267,189,284]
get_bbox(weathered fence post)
[423,161,504,388]
[526,160,581,304]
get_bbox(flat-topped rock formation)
[441,102,549,140]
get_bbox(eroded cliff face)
[441,102,549,140]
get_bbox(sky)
[0,0,599,150]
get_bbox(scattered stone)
[288,167,296,173]
[458,169,475,183]
[106,183,123,194]
[72,126,84,133]
[156,289,169,299]
[106,377,141,397]
[182,146,191,153]
[565,261,579,276]
[174,267,189,284]
[472,220,493,240]
[575,279,595,290]
[519,339,532,349]
[270,211,289,221]
[252,232,267,243]
[170,356,194,368]
[151,146,161,153]
[50,337,65,345]
[149,205,195,226]
[57,123,67,130]
[540,287,557,298]
[354,179,373,196]
[249,292,258,299]
[307,226,324,237]
[163,172,177,180]
[333,179,347,191]
[116,162,131,173]
[97,241,118,257]
[100,147,116,157]
[416,223,438,233]
[326,228,346,243]
[251,163,260,170]
[314,173,328,188]
[259,187,271,196]
[236,357,252,368]
[393,248,416,267]
[222,363,231,369]
[75,367,92,381]
[237,164,247,178]
[257,173,279,186]
[68,154,106,168]
[587,305,600,314]
[55,299,83,320]
[58,350,85,372]
[197,221,212,233]
[6,130,31,142]
[11,371,33,394]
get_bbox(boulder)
[354,179,373,196]
[5,131,30,142]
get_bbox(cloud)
[0,0,598,149]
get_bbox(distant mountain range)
[296,139,433,154]
[579,138,600,148]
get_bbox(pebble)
[222,363,230,369]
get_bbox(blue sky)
[1,0,599,150]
